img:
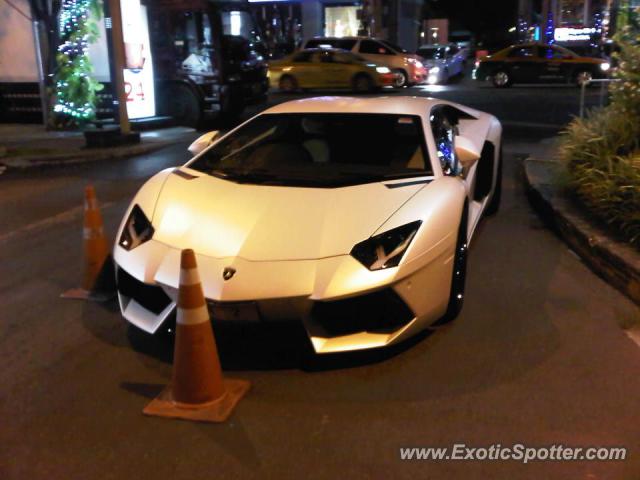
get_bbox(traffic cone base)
[142,249,250,423]
[60,287,114,302]
[60,287,91,300]
[143,378,250,423]
[62,185,113,302]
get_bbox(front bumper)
[379,73,398,86]
[410,68,428,85]
[114,239,453,354]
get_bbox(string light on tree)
[52,0,103,126]
[591,12,603,48]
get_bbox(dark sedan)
[473,43,610,87]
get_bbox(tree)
[50,0,104,127]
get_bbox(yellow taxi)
[268,48,397,93]
[473,43,610,87]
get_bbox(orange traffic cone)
[61,185,112,300]
[143,249,250,422]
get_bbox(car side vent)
[474,141,495,201]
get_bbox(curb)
[0,140,172,172]
[524,158,640,306]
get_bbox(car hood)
[150,169,426,261]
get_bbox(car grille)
[116,267,172,315]
[310,288,414,337]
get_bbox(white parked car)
[416,43,467,84]
[303,37,427,87]
[114,96,502,354]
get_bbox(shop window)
[324,6,360,37]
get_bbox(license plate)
[208,301,260,322]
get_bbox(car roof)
[307,36,380,41]
[262,96,482,118]
[297,48,352,53]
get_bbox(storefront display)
[324,5,361,37]
[121,0,156,119]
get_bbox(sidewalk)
[524,140,640,306]
[0,124,197,171]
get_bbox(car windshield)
[188,113,432,188]
[418,47,446,59]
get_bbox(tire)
[392,69,408,88]
[220,85,245,119]
[439,205,469,324]
[279,75,298,93]
[484,145,502,216]
[352,73,374,93]
[492,70,511,88]
[574,70,593,87]
[166,83,202,128]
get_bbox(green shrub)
[559,106,640,246]
[558,25,640,247]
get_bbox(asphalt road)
[1,81,639,479]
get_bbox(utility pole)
[104,0,130,135]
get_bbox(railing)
[579,78,621,118]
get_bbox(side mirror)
[455,135,481,170]
[188,130,219,156]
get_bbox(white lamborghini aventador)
[114,96,502,354]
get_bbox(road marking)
[0,201,115,244]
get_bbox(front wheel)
[166,84,202,128]
[492,70,511,88]
[279,75,298,93]
[392,69,408,88]
[352,73,374,93]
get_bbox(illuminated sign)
[554,27,596,42]
[121,0,156,119]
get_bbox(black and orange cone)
[143,249,250,422]
[62,185,112,300]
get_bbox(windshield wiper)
[381,172,431,179]
[336,171,431,181]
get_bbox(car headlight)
[376,66,391,74]
[430,66,441,74]
[350,221,421,271]
[414,60,424,69]
[119,204,154,251]
[600,62,611,71]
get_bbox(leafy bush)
[558,30,640,247]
